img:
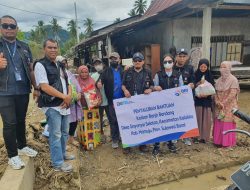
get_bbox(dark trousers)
[0,94,29,158]
[108,104,120,142]
[69,121,77,136]
[99,105,110,134]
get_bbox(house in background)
[75,0,250,78]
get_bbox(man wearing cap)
[98,52,123,148]
[122,52,154,154]
[173,48,195,146]
[91,58,110,137]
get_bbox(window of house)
[191,35,244,67]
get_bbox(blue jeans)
[45,108,69,167]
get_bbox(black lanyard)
[5,41,18,71]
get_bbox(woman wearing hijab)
[77,65,102,109]
[194,59,215,143]
[213,61,240,147]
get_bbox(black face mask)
[110,61,118,68]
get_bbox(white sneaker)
[54,162,73,173]
[112,142,119,149]
[8,156,25,170]
[18,146,38,157]
[183,138,192,146]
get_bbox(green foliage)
[50,18,61,42]
[128,9,137,17]
[67,19,77,38]
[83,18,94,37]
[17,30,25,41]
[113,18,121,23]
[134,0,147,15]
[28,41,44,60]
[60,38,77,57]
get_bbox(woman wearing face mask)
[194,59,215,144]
[152,54,181,155]
[213,61,240,147]
[91,59,110,138]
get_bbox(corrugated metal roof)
[144,0,182,17]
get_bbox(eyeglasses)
[133,59,143,62]
[163,60,173,64]
[1,23,17,30]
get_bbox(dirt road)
[78,89,250,190]
[0,89,249,190]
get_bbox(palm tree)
[50,18,61,42]
[113,18,121,23]
[29,29,37,42]
[128,9,137,17]
[36,20,46,42]
[134,0,147,15]
[83,18,94,37]
[67,19,77,39]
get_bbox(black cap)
[177,48,188,55]
[132,52,144,60]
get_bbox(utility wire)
[0,3,113,23]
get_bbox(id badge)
[14,70,23,81]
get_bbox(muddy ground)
[0,88,250,190]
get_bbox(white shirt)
[34,62,70,115]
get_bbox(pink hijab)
[215,61,240,92]
[77,65,96,89]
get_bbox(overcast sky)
[0,0,150,32]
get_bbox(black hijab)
[195,58,215,85]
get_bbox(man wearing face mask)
[91,58,110,136]
[153,54,180,155]
[98,52,123,149]
[122,52,154,154]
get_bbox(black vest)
[157,70,180,90]
[35,57,68,108]
[124,67,151,95]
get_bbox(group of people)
[0,15,240,173]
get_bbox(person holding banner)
[194,59,215,144]
[152,54,180,155]
[213,61,240,147]
[173,48,195,146]
[122,52,154,154]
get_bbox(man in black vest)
[0,15,37,170]
[122,52,154,154]
[173,48,195,146]
[34,39,73,172]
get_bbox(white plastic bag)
[195,80,215,97]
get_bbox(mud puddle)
[146,165,240,190]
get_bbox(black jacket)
[0,38,32,92]
[173,64,195,85]
[123,67,153,95]
[100,66,123,105]
[157,70,180,90]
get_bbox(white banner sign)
[113,86,199,148]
